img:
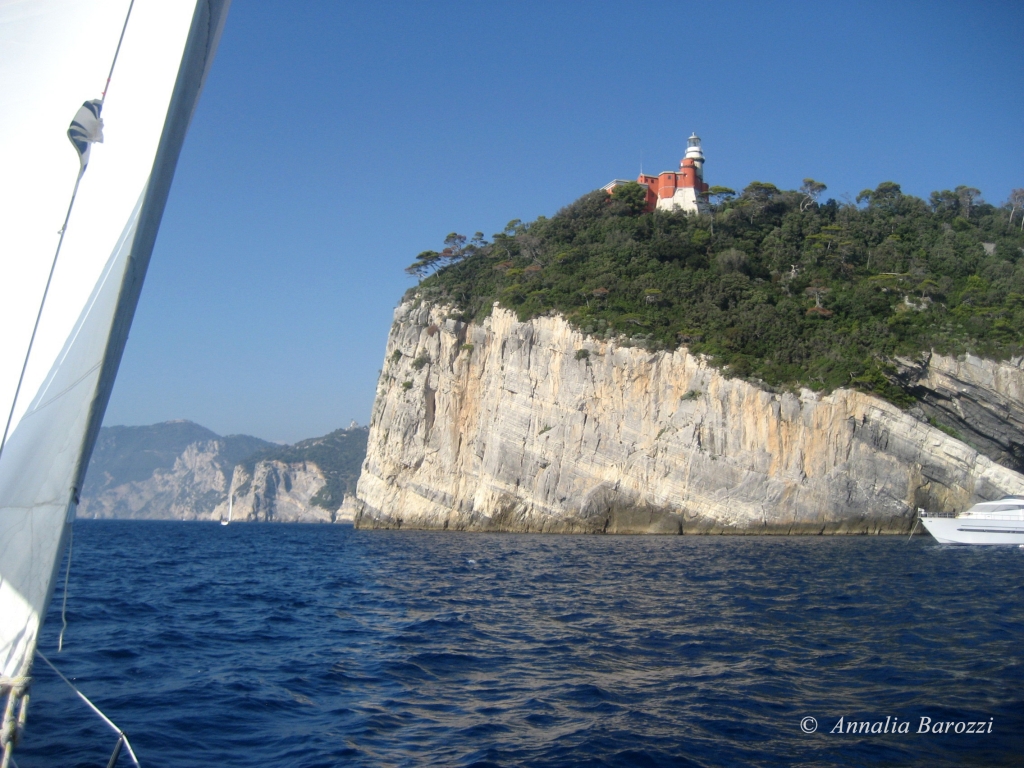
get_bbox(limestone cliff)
[354,301,1024,534]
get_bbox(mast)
[0,1,231,759]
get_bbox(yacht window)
[986,504,1023,513]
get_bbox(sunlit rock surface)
[355,302,1024,534]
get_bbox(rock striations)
[354,301,1024,534]
[892,352,1024,473]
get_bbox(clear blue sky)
[103,0,1024,443]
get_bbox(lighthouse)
[603,134,710,214]
[684,132,704,178]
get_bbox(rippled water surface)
[16,522,1024,767]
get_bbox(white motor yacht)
[920,497,1024,545]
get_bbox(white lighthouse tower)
[684,133,704,175]
[656,133,707,213]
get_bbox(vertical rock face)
[220,460,332,523]
[354,301,1024,534]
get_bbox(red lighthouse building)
[603,134,709,214]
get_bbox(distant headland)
[79,421,367,522]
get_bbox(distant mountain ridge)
[82,421,271,498]
[79,420,367,522]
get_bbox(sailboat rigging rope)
[102,0,136,101]
[0,676,30,768]
[0,0,136,467]
[58,527,73,652]
[35,653,140,767]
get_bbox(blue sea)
[15,521,1024,767]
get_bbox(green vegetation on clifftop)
[407,182,1024,402]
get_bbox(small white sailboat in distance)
[222,491,233,525]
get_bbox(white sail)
[0,0,230,686]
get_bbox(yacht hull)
[920,517,1024,545]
